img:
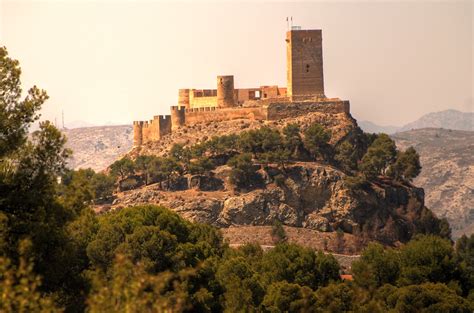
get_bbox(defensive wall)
[133,99,350,147]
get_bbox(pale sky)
[1,0,473,127]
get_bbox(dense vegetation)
[1,47,472,312]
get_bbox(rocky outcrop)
[109,162,428,246]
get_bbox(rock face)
[392,128,474,238]
[111,162,428,246]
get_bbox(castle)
[133,28,350,147]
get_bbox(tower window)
[306,64,310,73]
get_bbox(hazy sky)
[1,0,472,127]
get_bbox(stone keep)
[286,29,325,97]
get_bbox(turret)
[178,89,190,108]
[217,75,235,108]
[133,121,144,147]
[170,106,185,130]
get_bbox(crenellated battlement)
[133,28,352,147]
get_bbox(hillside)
[61,121,473,239]
[63,125,133,171]
[392,128,474,238]
[93,110,449,251]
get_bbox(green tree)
[384,283,472,313]
[314,282,355,313]
[135,155,155,185]
[282,123,304,159]
[455,234,474,295]
[335,140,358,172]
[0,47,48,158]
[227,153,261,189]
[148,157,182,188]
[259,244,340,290]
[359,133,397,179]
[87,254,189,313]
[188,157,215,175]
[398,235,459,286]
[237,127,283,157]
[58,168,115,212]
[262,281,316,313]
[271,220,287,244]
[352,243,400,290]
[216,257,264,312]
[109,157,135,184]
[302,123,331,160]
[86,205,225,273]
[205,134,238,157]
[388,147,421,181]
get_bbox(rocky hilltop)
[63,125,133,171]
[101,110,443,250]
[392,128,474,238]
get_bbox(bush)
[303,122,331,160]
[228,153,261,189]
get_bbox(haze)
[1,0,472,127]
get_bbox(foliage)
[382,283,472,312]
[314,282,355,313]
[302,123,331,159]
[352,243,400,289]
[271,220,287,244]
[262,281,316,312]
[359,133,397,178]
[259,243,340,290]
[282,123,304,159]
[0,47,48,159]
[59,168,114,212]
[335,140,358,172]
[227,153,261,189]
[0,47,80,307]
[0,252,62,313]
[109,157,135,183]
[397,235,459,286]
[87,254,189,313]
[237,127,284,157]
[455,234,474,294]
[188,157,215,175]
[388,146,422,181]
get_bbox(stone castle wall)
[134,100,350,147]
[134,115,172,146]
[183,106,267,126]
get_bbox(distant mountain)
[399,109,473,132]
[359,109,473,134]
[392,128,474,238]
[63,125,133,172]
[358,120,400,134]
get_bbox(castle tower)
[133,121,143,147]
[217,75,235,108]
[286,29,325,97]
[178,89,190,108]
[170,106,185,130]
